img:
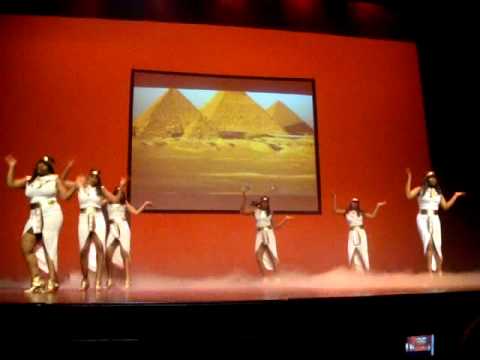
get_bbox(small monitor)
[405,334,435,356]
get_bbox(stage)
[1,270,480,357]
[2,268,480,304]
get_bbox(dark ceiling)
[0,0,456,41]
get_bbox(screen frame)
[127,68,322,214]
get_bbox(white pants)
[416,213,442,271]
[255,228,279,271]
[78,211,106,272]
[22,203,63,274]
[106,219,131,268]
[347,227,370,271]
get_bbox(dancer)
[105,186,152,289]
[65,169,126,290]
[5,155,72,293]
[405,169,465,274]
[240,189,292,275]
[333,193,386,272]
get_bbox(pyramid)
[183,117,218,139]
[133,88,211,139]
[201,91,288,138]
[267,101,313,135]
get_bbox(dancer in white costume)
[65,169,126,290]
[105,186,152,289]
[333,193,386,272]
[240,190,292,275]
[4,155,73,293]
[405,169,465,274]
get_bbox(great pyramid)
[133,88,215,139]
[267,101,313,135]
[201,91,288,138]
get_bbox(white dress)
[345,210,370,270]
[416,188,442,271]
[254,209,278,271]
[22,174,63,274]
[78,185,106,272]
[106,203,131,268]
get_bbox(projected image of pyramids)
[131,87,319,212]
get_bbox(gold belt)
[257,226,272,231]
[109,219,126,224]
[30,199,56,209]
[350,225,364,231]
[420,209,438,215]
[80,207,101,213]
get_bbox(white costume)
[254,208,278,271]
[22,174,63,274]
[346,210,370,270]
[106,203,131,268]
[78,185,106,272]
[416,187,442,271]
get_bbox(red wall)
[0,15,430,280]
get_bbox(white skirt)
[416,213,442,271]
[78,210,106,272]
[22,203,63,274]
[106,219,131,268]
[347,227,370,270]
[255,228,279,271]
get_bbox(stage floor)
[2,270,480,358]
[2,268,480,303]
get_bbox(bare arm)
[440,192,465,211]
[240,191,255,215]
[405,168,421,199]
[101,177,127,203]
[365,201,387,219]
[273,215,294,229]
[63,180,77,187]
[56,177,75,200]
[59,160,76,188]
[332,193,346,215]
[4,155,27,188]
[102,187,120,203]
[126,200,153,215]
[58,175,83,200]
[60,160,74,181]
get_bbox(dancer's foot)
[24,276,45,294]
[80,278,89,291]
[46,279,59,293]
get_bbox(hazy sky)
[132,87,315,127]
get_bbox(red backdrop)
[0,15,430,280]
